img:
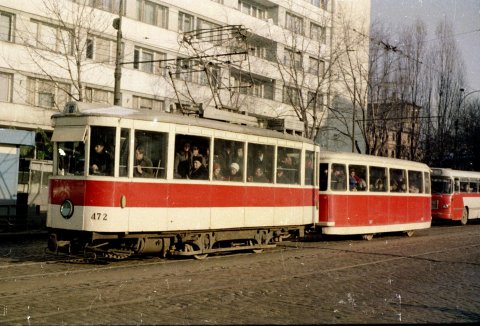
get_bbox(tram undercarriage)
[47,226,306,261]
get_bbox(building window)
[196,18,221,43]
[32,20,73,55]
[0,72,13,102]
[175,57,193,82]
[0,11,14,42]
[284,48,302,69]
[133,47,166,75]
[310,22,326,44]
[132,96,165,111]
[200,64,220,87]
[283,85,300,106]
[249,44,267,59]
[178,12,194,33]
[231,70,274,100]
[238,1,266,19]
[27,78,70,109]
[85,87,113,104]
[86,35,116,64]
[87,0,124,14]
[136,0,168,28]
[286,12,303,34]
[308,57,325,76]
[307,91,324,111]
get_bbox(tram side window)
[408,170,423,193]
[247,143,274,183]
[304,150,315,186]
[277,147,301,184]
[454,178,460,192]
[89,126,115,176]
[57,141,85,176]
[134,130,167,178]
[349,165,367,191]
[390,168,407,192]
[174,134,210,180]
[470,180,479,193]
[330,163,346,191]
[319,163,328,191]
[369,166,387,192]
[424,172,431,194]
[212,139,244,182]
[119,128,129,177]
[460,179,470,193]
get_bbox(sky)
[371,0,480,93]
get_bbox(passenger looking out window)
[175,141,191,178]
[249,166,269,183]
[213,162,224,181]
[349,165,366,191]
[276,168,291,184]
[227,162,242,181]
[369,166,387,192]
[133,145,153,178]
[330,164,346,191]
[189,157,208,180]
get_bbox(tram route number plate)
[91,213,108,221]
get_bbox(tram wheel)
[405,230,415,237]
[185,243,208,260]
[362,234,374,241]
[461,207,468,225]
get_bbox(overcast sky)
[371,0,480,93]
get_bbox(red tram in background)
[47,102,319,259]
[431,168,480,225]
[317,151,431,240]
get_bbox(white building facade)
[0,0,370,147]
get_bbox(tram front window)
[431,177,452,194]
[57,141,85,176]
[89,126,115,176]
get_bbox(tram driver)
[90,139,112,175]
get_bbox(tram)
[317,151,431,240]
[431,168,480,225]
[46,102,319,259]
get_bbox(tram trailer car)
[431,168,480,225]
[317,151,432,240]
[47,102,319,259]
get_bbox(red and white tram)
[317,151,431,239]
[431,168,480,225]
[47,102,319,259]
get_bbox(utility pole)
[113,0,123,106]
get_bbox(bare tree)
[331,10,371,152]
[14,0,114,108]
[265,6,339,140]
[422,19,466,167]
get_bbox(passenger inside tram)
[133,145,153,178]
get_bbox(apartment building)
[0,0,370,147]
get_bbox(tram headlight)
[60,199,74,219]
[442,204,449,209]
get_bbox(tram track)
[1,227,479,325]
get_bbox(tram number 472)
[91,213,108,221]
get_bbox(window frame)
[0,11,15,42]
[0,72,13,102]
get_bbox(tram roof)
[431,168,480,179]
[320,151,430,170]
[52,102,315,145]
